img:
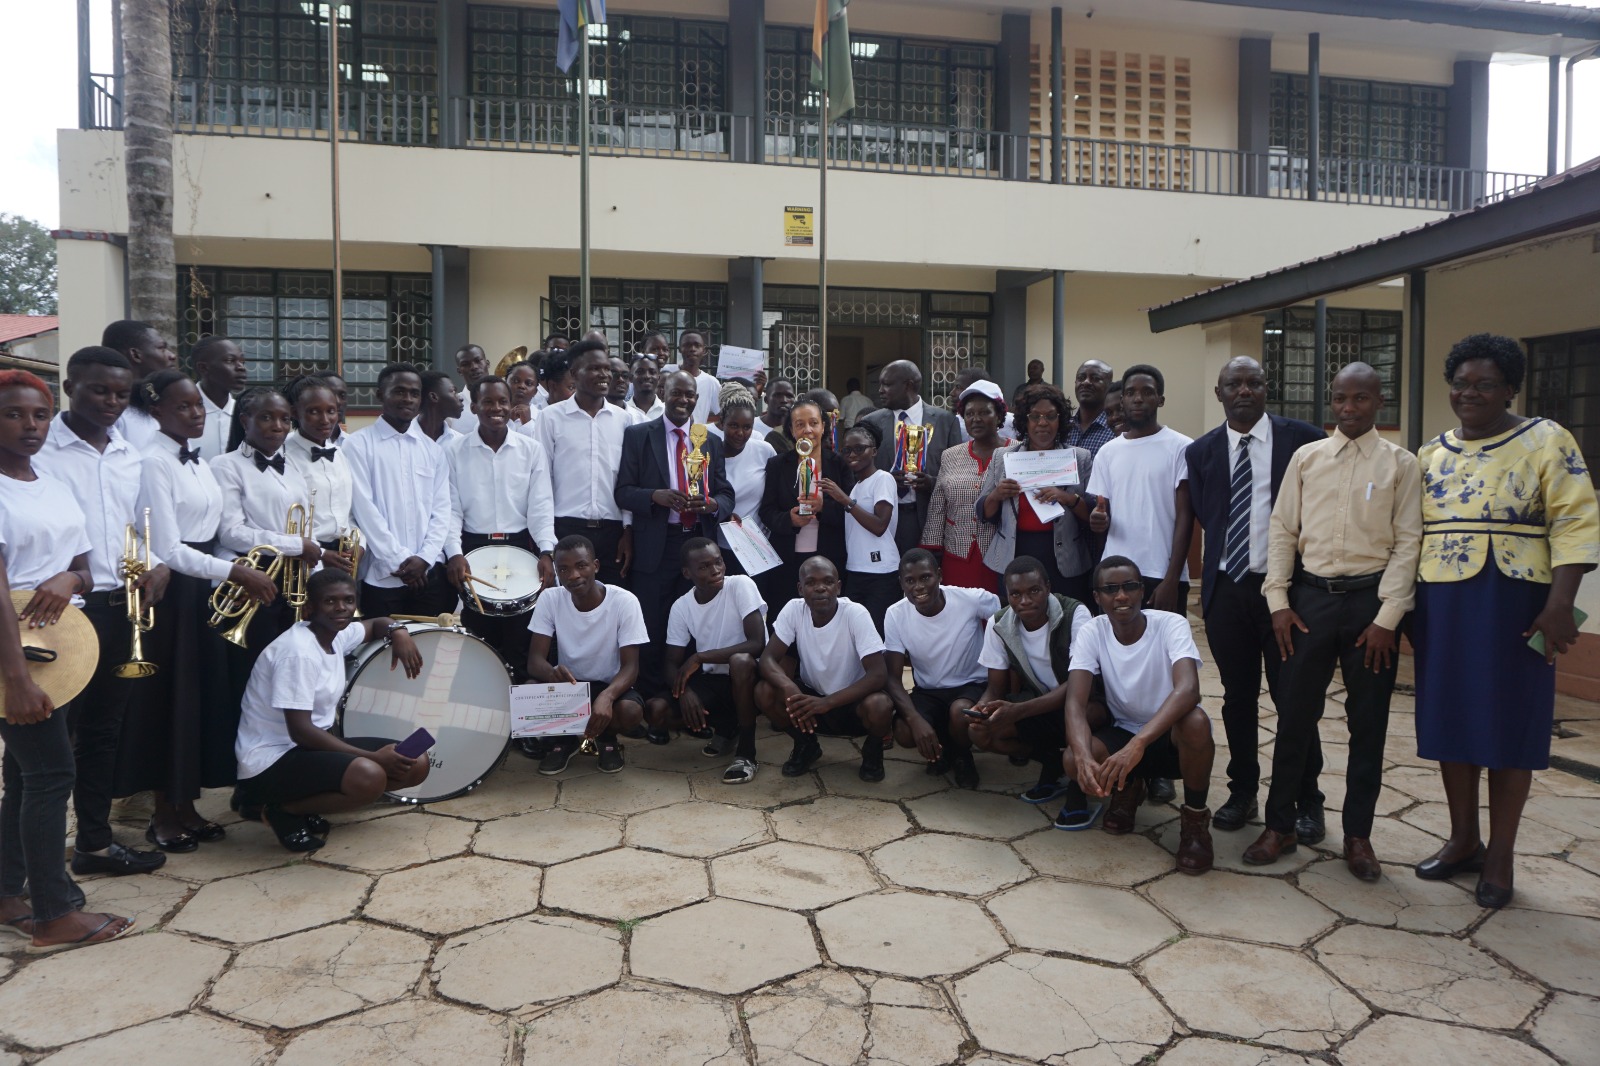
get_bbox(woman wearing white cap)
[921,381,1009,590]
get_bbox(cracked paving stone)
[0,933,228,1049]
[1473,908,1600,997]
[816,754,950,800]
[425,768,558,821]
[743,968,868,1065]
[364,855,540,935]
[1295,857,1480,934]
[206,921,430,1028]
[867,1003,966,1066]
[1521,794,1600,840]
[688,762,821,808]
[1568,839,1600,877]
[1310,777,1411,818]
[712,840,879,911]
[79,872,190,933]
[989,879,1178,963]
[867,976,943,1008]
[1337,1014,1558,1066]
[625,801,771,857]
[953,952,1173,1064]
[311,811,476,873]
[541,846,708,920]
[1314,924,1543,1029]
[1012,825,1176,886]
[904,790,1051,839]
[432,914,621,1010]
[871,833,1029,896]
[275,997,508,1065]
[1401,801,1576,856]
[169,863,370,943]
[769,796,912,851]
[35,1014,272,1066]
[523,985,743,1065]
[1143,870,1337,947]
[1497,855,1600,919]
[472,807,622,865]
[1312,814,1450,868]
[558,765,693,816]
[1141,937,1368,1052]
[1155,1037,1316,1065]
[151,817,297,883]
[1155,820,1316,876]
[631,898,819,994]
[1531,992,1600,1065]
[817,891,1006,977]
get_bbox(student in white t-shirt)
[757,557,894,783]
[822,422,900,632]
[652,539,767,785]
[660,331,722,425]
[234,570,428,853]
[1064,555,1215,875]
[883,549,999,780]
[527,535,650,777]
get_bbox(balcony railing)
[764,115,1019,180]
[173,79,438,146]
[463,97,746,161]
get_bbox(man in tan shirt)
[1245,362,1422,882]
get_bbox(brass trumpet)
[208,546,284,648]
[338,525,363,578]
[114,507,159,679]
[283,497,316,621]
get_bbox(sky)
[0,2,1596,229]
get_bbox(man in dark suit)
[616,370,736,703]
[1185,356,1326,835]
[861,360,962,555]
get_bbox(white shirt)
[514,411,541,437]
[845,469,900,574]
[978,604,1093,691]
[140,433,233,583]
[532,397,632,523]
[284,432,355,543]
[750,418,777,441]
[1223,417,1274,574]
[528,583,649,682]
[661,417,700,524]
[839,390,872,428]
[444,429,557,559]
[342,418,453,588]
[0,471,91,590]
[772,597,883,697]
[1068,611,1202,732]
[662,366,722,425]
[1086,426,1194,582]
[196,389,235,463]
[890,399,926,504]
[451,407,479,436]
[35,415,153,591]
[236,621,366,779]
[722,438,776,536]
[113,407,160,454]
[533,384,550,410]
[665,574,766,675]
[883,586,1000,690]
[628,396,666,423]
[210,444,314,564]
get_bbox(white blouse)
[723,437,776,533]
[0,471,91,590]
[284,431,354,543]
[139,433,234,583]
[210,444,313,565]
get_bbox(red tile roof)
[0,315,59,346]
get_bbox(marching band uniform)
[284,430,355,556]
[342,418,456,619]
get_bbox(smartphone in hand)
[394,727,436,759]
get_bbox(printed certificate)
[510,681,591,738]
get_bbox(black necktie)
[311,446,338,462]
[178,446,201,465]
[253,451,286,475]
[1224,437,1253,583]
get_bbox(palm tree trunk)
[122,0,176,341]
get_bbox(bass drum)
[339,623,511,803]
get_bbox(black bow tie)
[310,446,338,462]
[178,446,201,465]
[253,451,286,475]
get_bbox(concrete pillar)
[995,13,1031,181]
[1447,59,1489,206]
[55,235,128,366]
[1237,37,1272,195]
[992,270,1032,390]
[439,0,469,147]
[728,257,765,350]
[728,0,765,164]
[429,245,471,373]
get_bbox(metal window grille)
[1261,307,1402,428]
[1269,73,1446,165]
[1526,329,1600,481]
[548,277,728,362]
[764,27,992,128]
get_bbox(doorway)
[824,326,921,403]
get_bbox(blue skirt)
[1413,564,1555,770]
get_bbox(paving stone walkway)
[1,650,1597,1064]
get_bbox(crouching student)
[648,539,767,784]
[232,570,428,853]
[757,557,894,782]
[1063,555,1216,874]
[527,536,650,776]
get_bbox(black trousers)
[631,524,697,698]
[894,503,921,556]
[68,598,134,852]
[360,564,458,621]
[1265,580,1396,839]
[553,517,626,590]
[1203,571,1321,807]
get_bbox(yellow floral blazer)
[1418,418,1599,584]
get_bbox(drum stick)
[462,574,505,593]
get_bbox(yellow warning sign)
[784,206,814,247]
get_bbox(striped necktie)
[1224,436,1253,582]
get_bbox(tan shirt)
[1264,428,1422,631]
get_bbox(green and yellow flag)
[810,0,855,122]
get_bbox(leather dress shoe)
[1474,877,1514,909]
[1212,795,1258,832]
[70,842,167,876]
[1176,805,1214,875]
[1241,828,1298,866]
[1102,778,1145,835]
[1345,836,1382,882]
[1295,807,1326,845]
[1146,778,1176,805]
[1414,843,1486,881]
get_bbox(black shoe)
[538,739,579,776]
[186,820,227,843]
[782,735,823,777]
[1415,843,1486,881]
[701,734,735,758]
[1146,778,1177,805]
[1053,781,1103,831]
[858,737,885,783]
[229,788,262,822]
[951,750,979,790]
[597,741,625,773]
[143,823,199,854]
[261,805,324,853]
[643,728,671,746]
[304,815,331,837]
[514,736,549,760]
[1212,795,1258,832]
[1475,877,1514,909]
[70,842,167,876]
[621,723,649,740]
[1008,754,1030,767]
[1295,807,1327,846]
[925,754,950,776]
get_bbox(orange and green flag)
[810,0,855,122]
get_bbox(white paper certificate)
[720,519,783,575]
[716,345,766,381]
[510,681,591,738]
[1004,448,1081,490]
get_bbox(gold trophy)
[684,424,709,501]
[795,437,819,516]
[901,421,934,480]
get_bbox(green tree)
[0,214,58,316]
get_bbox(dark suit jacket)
[759,448,853,571]
[615,416,735,575]
[1185,413,1326,615]
[861,405,962,536]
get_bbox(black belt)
[318,539,341,553]
[1296,571,1383,594]
[557,517,622,530]
[183,538,217,553]
[81,590,125,607]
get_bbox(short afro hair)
[1443,333,1525,393]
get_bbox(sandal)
[722,757,758,785]
[0,913,34,939]
[144,823,200,854]
[27,913,136,955]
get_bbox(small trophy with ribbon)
[795,437,819,516]
[827,408,842,453]
[684,424,709,501]
[897,421,934,481]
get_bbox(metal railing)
[87,73,122,129]
[765,115,1017,179]
[171,79,438,146]
[463,97,744,160]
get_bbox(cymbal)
[0,591,100,715]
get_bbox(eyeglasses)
[1026,411,1060,423]
[1093,581,1146,596]
[840,444,871,456]
[1449,378,1506,396]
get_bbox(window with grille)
[765,27,993,128]
[1526,329,1600,482]
[547,278,728,359]
[1269,74,1446,163]
[759,287,990,366]
[177,267,432,408]
[1261,307,1402,428]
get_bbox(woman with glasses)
[975,383,1098,603]
[921,381,1008,591]
[1411,334,1599,909]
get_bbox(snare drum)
[338,623,511,803]
[463,544,543,616]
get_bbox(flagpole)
[328,1,343,378]
[579,21,592,335]
[818,66,828,386]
